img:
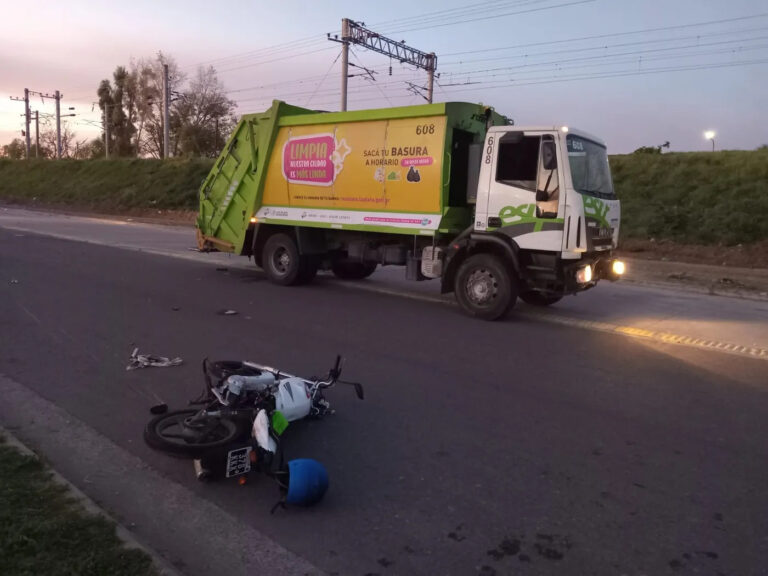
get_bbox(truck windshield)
[566,135,614,198]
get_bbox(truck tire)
[331,261,377,280]
[520,291,562,307]
[262,233,315,286]
[454,253,517,320]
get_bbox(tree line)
[2,52,237,160]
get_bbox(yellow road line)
[342,283,768,361]
[519,310,768,361]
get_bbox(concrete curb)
[0,425,183,576]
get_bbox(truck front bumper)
[563,254,625,293]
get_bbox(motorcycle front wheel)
[144,409,245,458]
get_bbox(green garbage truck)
[197,99,624,320]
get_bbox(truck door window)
[536,136,559,218]
[495,134,541,191]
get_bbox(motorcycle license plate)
[225,446,252,478]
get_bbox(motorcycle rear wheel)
[144,409,245,458]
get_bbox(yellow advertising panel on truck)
[261,117,447,222]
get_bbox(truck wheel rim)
[272,248,291,275]
[466,268,497,305]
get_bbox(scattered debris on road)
[126,348,183,371]
[218,309,238,316]
[10,278,19,284]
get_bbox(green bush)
[611,149,768,245]
[0,158,214,212]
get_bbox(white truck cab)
[440,125,623,319]
[474,126,620,256]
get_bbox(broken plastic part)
[126,348,183,371]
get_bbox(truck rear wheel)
[454,254,517,320]
[331,261,377,280]
[262,233,315,286]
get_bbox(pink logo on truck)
[283,133,351,186]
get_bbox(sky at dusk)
[1,0,766,153]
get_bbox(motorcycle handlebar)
[241,360,339,391]
[240,357,363,400]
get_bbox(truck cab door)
[479,130,563,251]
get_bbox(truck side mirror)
[542,141,557,170]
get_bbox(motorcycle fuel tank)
[274,378,312,421]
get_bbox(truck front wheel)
[262,233,315,286]
[454,254,517,320]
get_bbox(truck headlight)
[576,265,593,284]
[612,260,626,276]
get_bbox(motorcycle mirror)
[330,355,343,379]
[340,380,364,400]
[150,403,168,415]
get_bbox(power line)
[440,35,768,78]
[369,0,547,29]
[214,45,338,74]
[184,35,328,70]
[439,25,768,67]
[441,12,768,57]
[260,56,768,111]
[376,0,595,35]
[350,47,394,107]
[305,48,343,107]
[178,1,583,78]
[227,49,767,111]
[434,57,768,94]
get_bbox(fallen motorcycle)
[143,355,363,508]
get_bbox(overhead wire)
[376,0,595,35]
[439,25,768,67]
[441,12,768,57]
[305,48,343,107]
[350,47,394,106]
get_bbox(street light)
[704,130,716,152]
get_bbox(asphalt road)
[1,213,767,575]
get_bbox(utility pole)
[163,63,170,159]
[340,18,350,111]
[104,106,110,159]
[11,89,62,159]
[10,89,31,158]
[55,90,62,159]
[426,53,436,104]
[329,19,437,108]
[34,111,39,158]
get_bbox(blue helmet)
[285,459,329,506]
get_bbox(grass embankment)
[0,436,157,575]
[1,149,767,247]
[0,158,212,212]
[611,149,768,245]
